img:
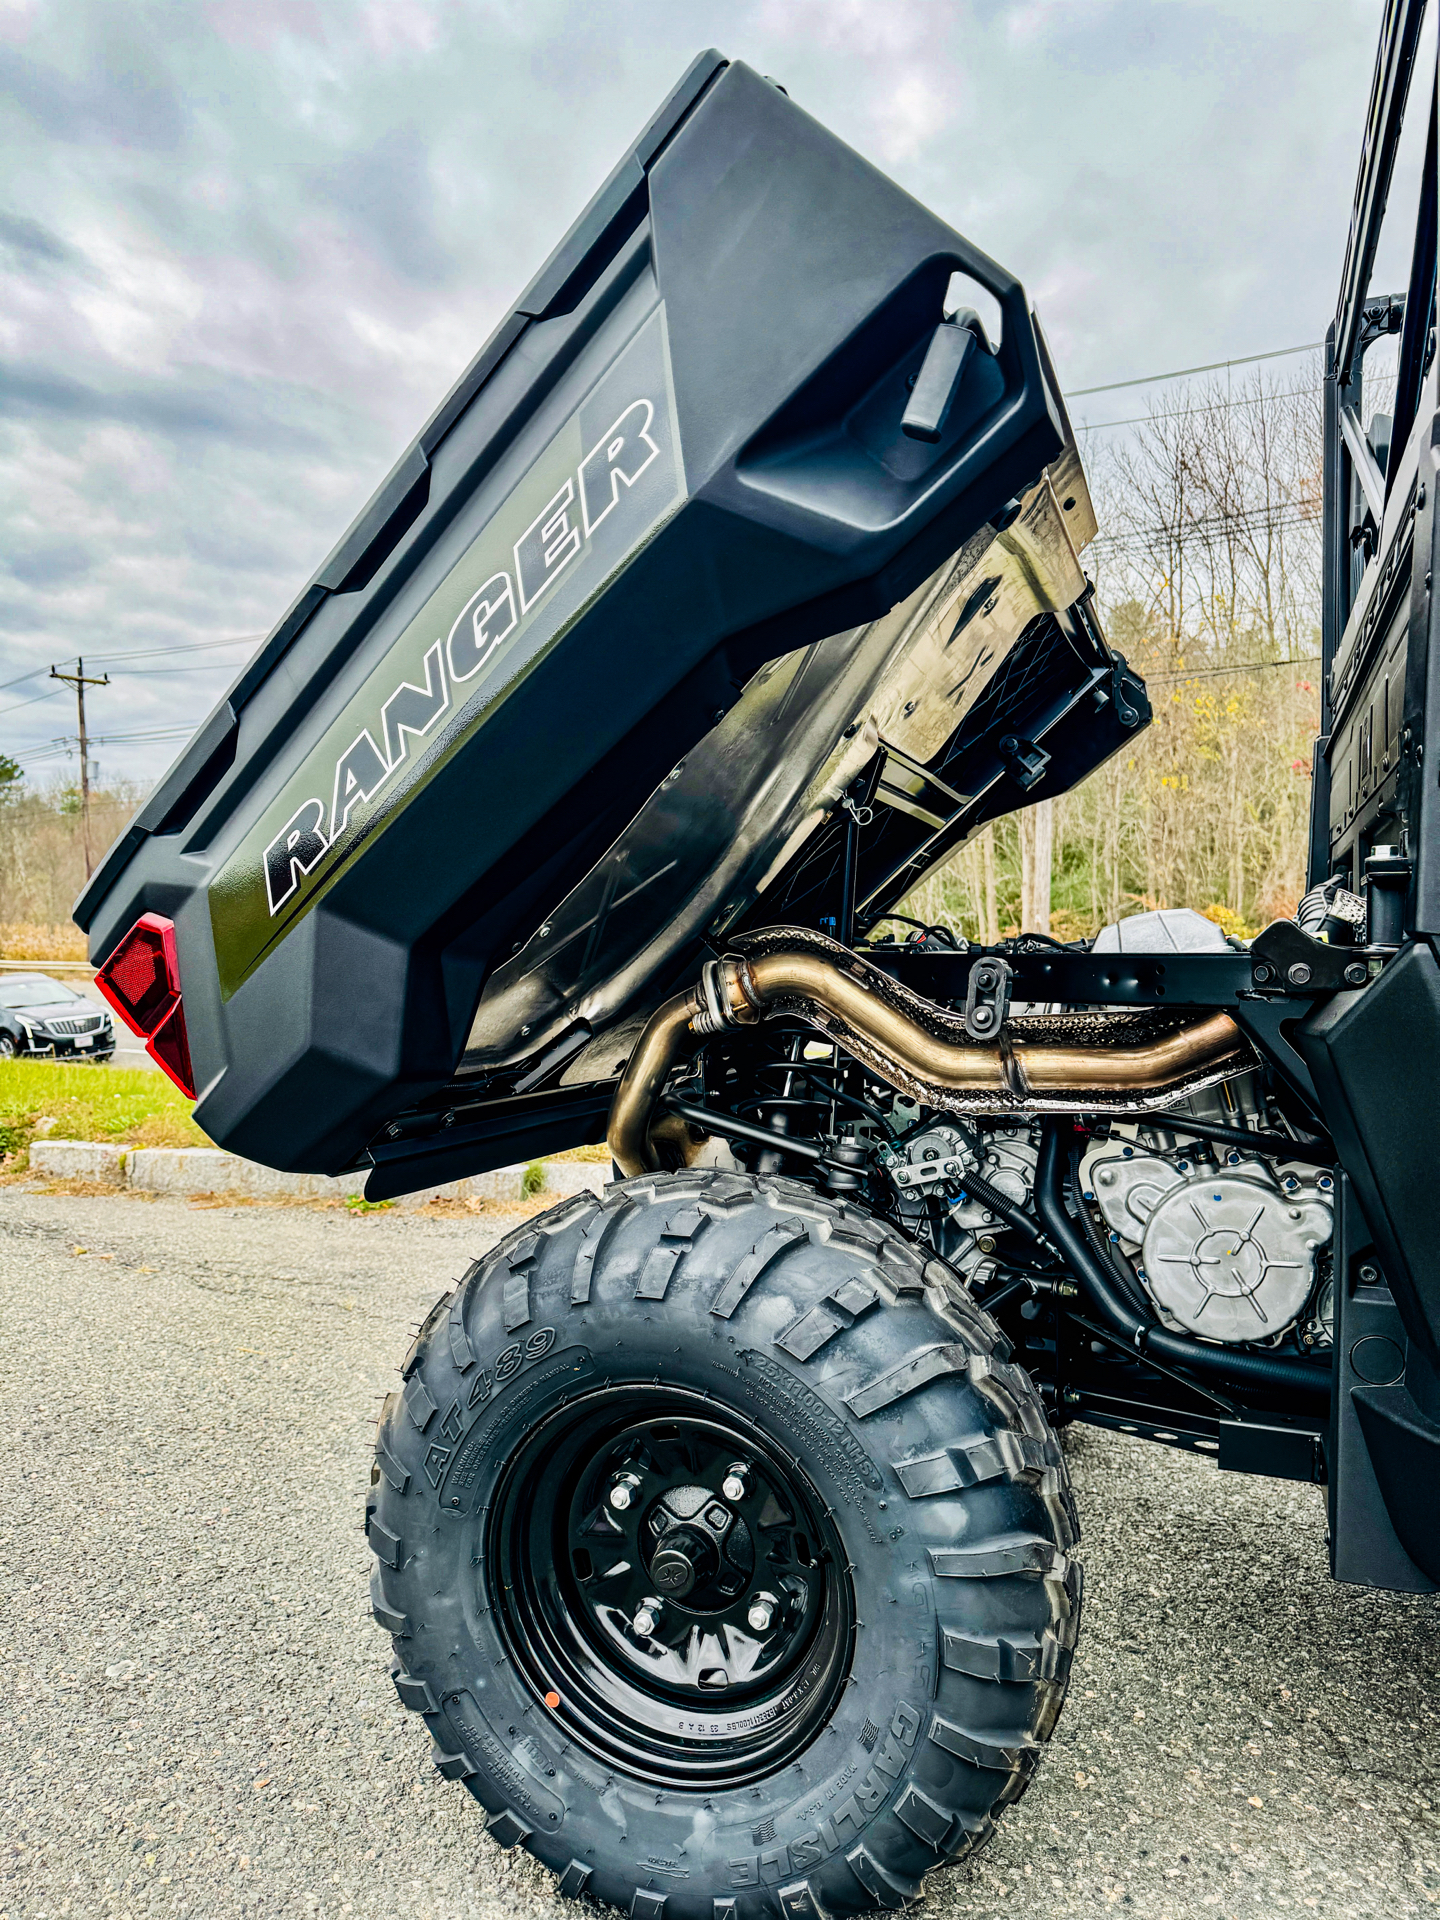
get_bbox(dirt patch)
[408,1193,557,1220]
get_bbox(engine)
[1080,1140,1333,1346]
[883,1120,1040,1290]
[620,912,1340,1364]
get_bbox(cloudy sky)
[0,0,1425,787]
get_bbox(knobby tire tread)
[367,1169,1080,1918]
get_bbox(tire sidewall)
[375,1175,1077,1915]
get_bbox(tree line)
[890,364,1322,943]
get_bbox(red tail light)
[95,913,197,1099]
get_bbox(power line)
[0,632,261,702]
[1145,656,1322,684]
[84,633,265,666]
[1070,341,1324,397]
[1089,508,1319,550]
[0,687,65,720]
[1077,383,1318,435]
[23,723,196,760]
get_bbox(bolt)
[1359,1263,1379,1286]
[971,1007,994,1028]
[747,1595,776,1632]
[632,1598,662,1636]
[609,1473,640,1511]
[1253,963,1273,983]
[1344,962,1367,985]
[721,1465,750,1503]
[1286,962,1313,987]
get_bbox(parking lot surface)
[1,1185,1435,1920]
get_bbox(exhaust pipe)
[608,927,1252,1175]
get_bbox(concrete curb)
[26,1140,608,1208]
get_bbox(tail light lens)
[95,912,197,1099]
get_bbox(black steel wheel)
[491,1392,854,1789]
[370,1170,1080,1917]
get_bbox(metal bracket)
[997,734,1051,790]
[1249,920,1374,994]
[964,955,1012,1038]
[1107,653,1147,729]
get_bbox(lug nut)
[632,1598,662,1636]
[746,1595,776,1632]
[609,1472,641,1511]
[721,1465,750,1502]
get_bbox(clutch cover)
[1091,1151,1332,1345]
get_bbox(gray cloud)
[0,0,1413,787]
[308,127,454,287]
[0,209,75,265]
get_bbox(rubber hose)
[962,1167,1050,1247]
[1035,1119,1330,1406]
[1146,1112,1335,1166]
[978,1273,1053,1319]
[1069,1187,1155,1317]
[939,1114,1051,1249]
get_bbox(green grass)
[0,1058,612,1178]
[0,1057,208,1169]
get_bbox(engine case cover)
[1090,1151,1332,1345]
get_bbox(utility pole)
[49,656,109,877]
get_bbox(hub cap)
[488,1387,855,1788]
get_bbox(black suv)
[0,975,115,1062]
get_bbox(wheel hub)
[488,1388,855,1788]
[641,1484,754,1609]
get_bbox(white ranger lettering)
[262,396,666,919]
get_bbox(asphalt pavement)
[1,1185,1435,1920]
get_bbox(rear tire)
[369,1170,1080,1916]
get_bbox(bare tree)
[899,365,1323,939]
[1018,798,1054,934]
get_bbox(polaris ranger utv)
[78,20,1437,1917]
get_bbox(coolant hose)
[939,1113,1051,1249]
[1034,1119,1331,1407]
[962,1167,1051,1248]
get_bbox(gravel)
[1,1186,1435,1920]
